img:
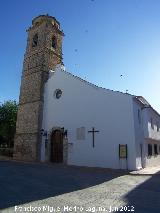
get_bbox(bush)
[0,148,13,157]
[0,100,18,148]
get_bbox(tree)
[0,100,18,147]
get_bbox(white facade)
[132,97,160,169]
[41,66,160,170]
[142,106,160,167]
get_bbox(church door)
[50,130,63,163]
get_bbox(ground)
[0,161,160,213]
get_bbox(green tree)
[0,100,18,147]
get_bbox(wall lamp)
[64,130,68,138]
[40,129,48,138]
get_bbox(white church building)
[14,15,160,171]
[41,65,160,171]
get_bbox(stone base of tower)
[13,133,38,161]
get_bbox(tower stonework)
[14,15,64,161]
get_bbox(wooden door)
[50,130,63,163]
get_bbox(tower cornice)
[26,14,64,36]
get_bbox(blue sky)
[0,0,160,112]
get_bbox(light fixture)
[40,129,48,138]
[64,130,68,138]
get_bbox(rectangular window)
[150,118,154,129]
[148,144,152,156]
[154,144,158,155]
[157,122,159,132]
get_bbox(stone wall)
[14,133,38,161]
[14,15,64,161]
[63,138,68,164]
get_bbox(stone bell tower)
[14,15,64,161]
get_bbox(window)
[150,118,154,129]
[138,109,141,124]
[54,89,62,99]
[148,144,152,156]
[52,36,57,49]
[32,33,38,47]
[154,144,158,155]
[157,122,159,132]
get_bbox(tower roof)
[32,14,60,26]
[27,14,64,35]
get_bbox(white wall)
[143,108,160,140]
[132,99,146,169]
[143,108,160,167]
[42,68,137,170]
[133,100,160,169]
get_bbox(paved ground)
[130,165,160,175]
[0,161,160,213]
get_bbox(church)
[14,15,160,171]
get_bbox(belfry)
[14,15,64,161]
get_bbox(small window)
[157,122,159,132]
[150,118,154,129]
[52,36,57,49]
[54,89,62,99]
[148,144,152,156]
[154,144,158,155]
[138,109,141,124]
[32,33,38,47]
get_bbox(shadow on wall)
[0,161,127,210]
[116,172,160,213]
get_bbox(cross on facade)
[88,127,99,148]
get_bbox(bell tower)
[14,15,64,161]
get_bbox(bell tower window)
[52,36,57,49]
[32,33,38,47]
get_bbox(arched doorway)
[50,129,63,163]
